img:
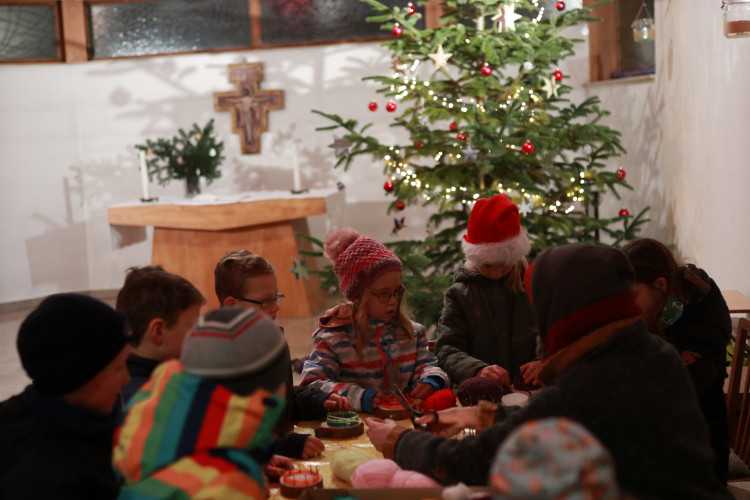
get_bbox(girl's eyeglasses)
[372,286,405,304]
[236,293,285,310]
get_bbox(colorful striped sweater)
[113,360,285,500]
[298,304,450,412]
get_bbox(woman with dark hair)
[623,238,732,484]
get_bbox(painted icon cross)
[214,63,283,154]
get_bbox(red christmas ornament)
[616,168,626,180]
[386,101,397,112]
[457,132,467,141]
[413,140,424,148]
[395,201,406,211]
[553,70,563,81]
[556,1,566,10]
[406,3,416,16]
[384,180,394,192]
[449,121,458,131]
[522,141,535,154]
[392,24,403,37]
[368,101,378,111]
[619,208,630,217]
[481,64,492,76]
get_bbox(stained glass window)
[259,0,425,45]
[0,5,58,61]
[88,0,252,59]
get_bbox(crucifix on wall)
[214,62,283,154]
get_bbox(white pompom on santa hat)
[462,194,531,265]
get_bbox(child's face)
[161,303,202,359]
[475,262,513,281]
[362,270,404,323]
[68,345,131,415]
[236,273,281,321]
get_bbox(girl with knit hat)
[435,194,540,387]
[299,226,449,413]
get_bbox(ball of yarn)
[324,226,360,262]
[456,377,506,407]
[330,449,373,483]
[351,459,401,488]
[390,470,441,488]
[423,388,457,412]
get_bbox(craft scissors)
[390,384,439,432]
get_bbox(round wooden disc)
[374,406,410,421]
[314,421,365,439]
[279,473,323,499]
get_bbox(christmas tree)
[311,0,647,329]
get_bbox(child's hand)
[476,365,511,386]
[323,393,351,411]
[302,435,325,459]
[370,391,386,409]
[410,382,434,400]
[263,454,293,481]
[519,360,543,386]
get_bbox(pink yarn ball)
[391,470,441,488]
[351,459,401,488]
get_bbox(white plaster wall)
[4,1,748,303]
[591,0,750,295]
[0,42,440,303]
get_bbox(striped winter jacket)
[298,304,450,412]
[113,360,285,500]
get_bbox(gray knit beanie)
[181,307,289,395]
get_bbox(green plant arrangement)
[135,119,225,196]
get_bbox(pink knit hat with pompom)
[324,226,402,300]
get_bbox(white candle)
[292,141,302,192]
[139,150,151,200]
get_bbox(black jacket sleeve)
[292,385,329,421]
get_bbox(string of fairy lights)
[371,0,612,216]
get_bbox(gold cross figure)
[214,63,283,154]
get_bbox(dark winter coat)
[0,385,120,499]
[122,352,160,404]
[391,320,732,500]
[664,265,732,483]
[435,262,537,384]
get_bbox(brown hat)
[525,244,641,358]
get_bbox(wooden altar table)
[107,190,334,318]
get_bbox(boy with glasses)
[214,250,348,461]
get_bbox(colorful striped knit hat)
[324,226,402,300]
[463,194,531,265]
[180,307,289,395]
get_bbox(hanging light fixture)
[723,1,750,38]
[631,1,655,42]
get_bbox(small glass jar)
[723,0,750,38]
[632,18,655,42]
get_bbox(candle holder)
[139,196,158,203]
[279,466,323,498]
[723,0,750,38]
[630,1,655,42]
[290,188,310,195]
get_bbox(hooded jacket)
[664,265,732,483]
[382,244,732,500]
[435,262,538,384]
[113,360,285,500]
[299,304,449,412]
[0,385,121,499]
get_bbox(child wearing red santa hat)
[435,194,541,388]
